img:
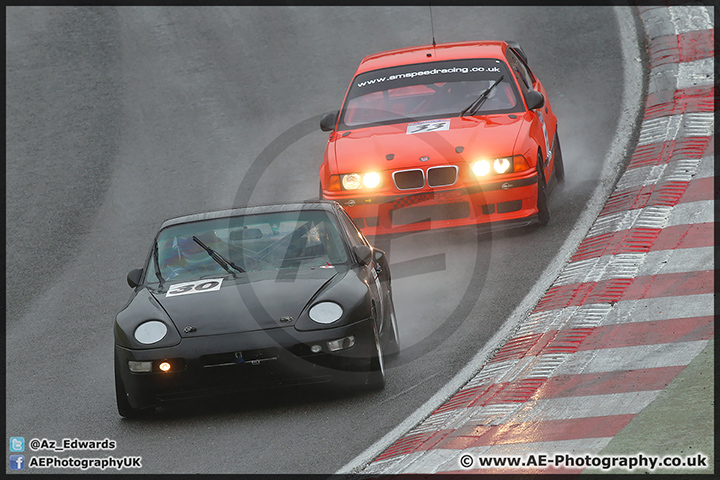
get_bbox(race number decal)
[166,278,224,297]
[407,120,450,135]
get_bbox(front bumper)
[115,318,377,410]
[323,172,540,236]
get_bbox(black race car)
[114,201,399,417]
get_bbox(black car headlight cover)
[114,289,181,350]
[294,271,372,331]
[308,302,344,324]
[134,320,168,344]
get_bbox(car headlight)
[134,320,168,345]
[472,156,528,177]
[340,172,383,190]
[494,157,512,174]
[341,173,362,190]
[472,160,492,176]
[308,302,344,324]
[362,171,382,188]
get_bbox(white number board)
[166,278,224,297]
[406,120,450,135]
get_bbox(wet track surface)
[6,7,629,474]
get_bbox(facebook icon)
[9,455,25,470]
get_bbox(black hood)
[151,267,345,336]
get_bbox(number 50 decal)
[166,278,224,297]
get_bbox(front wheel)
[364,322,386,390]
[383,301,400,357]
[536,152,550,226]
[553,134,565,185]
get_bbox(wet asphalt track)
[6,6,632,474]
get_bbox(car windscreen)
[338,58,522,129]
[144,210,350,285]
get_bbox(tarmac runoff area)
[340,5,715,476]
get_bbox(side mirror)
[373,248,390,279]
[525,91,545,110]
[353,245,373,266]
[127,268,143,289]
[320,111,338,132]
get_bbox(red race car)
[319,40,564,236]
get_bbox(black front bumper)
[115,318,377,409]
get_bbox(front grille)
[393,169,424,190]
[201,347,280,367]
[427,166,458,187]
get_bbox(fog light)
[327,335,355,352]
[158,361,172,372]
[128,361,152,373]
[310,344,322,354]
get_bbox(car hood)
[331,115,524,171]
[150,267,344,337]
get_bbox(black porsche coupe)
[114,201,399,417]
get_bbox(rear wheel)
[536,152,550,226]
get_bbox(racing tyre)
[536,152,550,226]
[115,357,151,418]
[383,302,401,357]
[365,323,386,390]
[553,134,565,185]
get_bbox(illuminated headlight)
[134,320,168,345]
[362,172,382,188]
[341,172,382,190]
[494,157,512,174]
[471,160,491,176]
[308,302,343,324]
[341,173,362,190]
[472,157,515,176]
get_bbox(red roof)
[356,41,508,74]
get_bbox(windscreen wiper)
[192,236,246,274]
[460,75,504,117]
[153,242,165,287]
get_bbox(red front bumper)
[323,171,541,236]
